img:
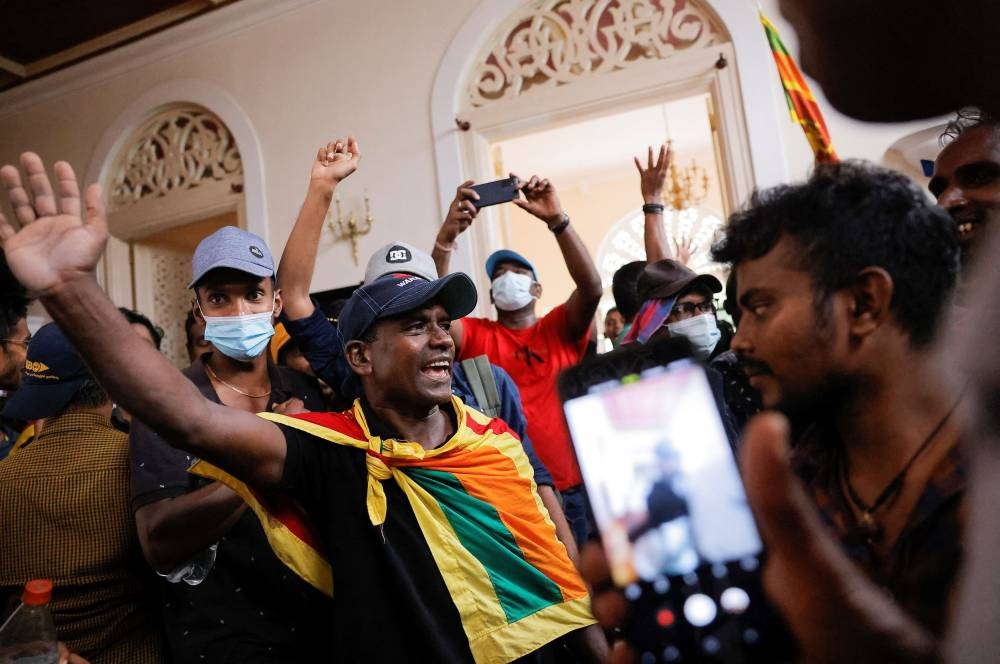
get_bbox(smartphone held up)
[470,176,521,209]
[561,351,794,663]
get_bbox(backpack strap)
[461,355,502,418]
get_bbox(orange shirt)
[459,304,588,490]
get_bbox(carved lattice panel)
[596,205,727,289]
[466,0,727,108]
[150,248,193,369]
[109,106,243,209]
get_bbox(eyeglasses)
[0,335,31,347]
[669,301,715,319]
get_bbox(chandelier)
[665,139,710,212]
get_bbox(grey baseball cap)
[188,226,275,288]
[364,241,437,283]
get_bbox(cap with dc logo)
[364,241,437,283]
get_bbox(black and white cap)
[364,241,437,283]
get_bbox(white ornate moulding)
[465,0,727,108]
[109,106,243,211]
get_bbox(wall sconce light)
[327,193,374,265]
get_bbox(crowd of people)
[1,0,999,662]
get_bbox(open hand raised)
[634,143,673,205]
[310,136,361,194]
[0,153,108,297]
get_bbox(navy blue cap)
[189,226,275,288]
[485,249,537,281]
[338,272,478,342]
[2,322,93,420]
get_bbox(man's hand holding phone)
[512,173,566,229]
[436,180,480,252]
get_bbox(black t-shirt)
[129,354,333,664]
[277,399,476,663]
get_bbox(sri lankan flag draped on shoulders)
[191,396,594,664]
[761,11,839,164]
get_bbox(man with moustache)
[713,160,963,637]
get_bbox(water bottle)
[0,580,59,664]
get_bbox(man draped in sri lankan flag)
[193,270,601,662]
[761,11,839,164]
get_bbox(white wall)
[0,0,945,303]
[0,0,481,298]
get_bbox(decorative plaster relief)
[466,0,726,107]
[109,106,243,210]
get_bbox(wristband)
[550,213,570,236]
[435,239,457,253]
[642,203,665,214]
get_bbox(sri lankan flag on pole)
[191,396,594,664]
[761,11,839,164]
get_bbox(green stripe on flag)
[408,467,565,623]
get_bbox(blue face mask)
[200,303,276,363]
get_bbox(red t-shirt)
[459,304,588,490]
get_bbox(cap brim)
[2,379,86,421]
[485,250,537,280]
[380,272,478,321]
[692,273,723,294]
[641,272,723,301]
[188,259,275,289]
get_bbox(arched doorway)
[102,104,246,367]
[431,0,789,311]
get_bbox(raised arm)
[432,179,479,278]
[512,174,602,340]
[278,137,361,320]
[432,180,481,351]
[634,143,674,263]
[0,153,287,487]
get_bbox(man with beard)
[928,108,1000,267]
[712,160,963,637]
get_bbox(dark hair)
[676,281,715,303]
[612,260,646,320]
[715,318,734,355]
[723,271,740,326]
[605,307,621,319]
[62,379,109,413]
[940,106,1000,145]
[712,160,959,347]
[322,298,348,326]
[0,253,30,341]
[119,307,164,349]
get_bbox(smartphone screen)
[470,177,520,209]
[564,361,791,663]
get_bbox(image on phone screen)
[565,362,760,585]
[564,361,788,663]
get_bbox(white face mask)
[491,272,535,311]
[665,313,721,361]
